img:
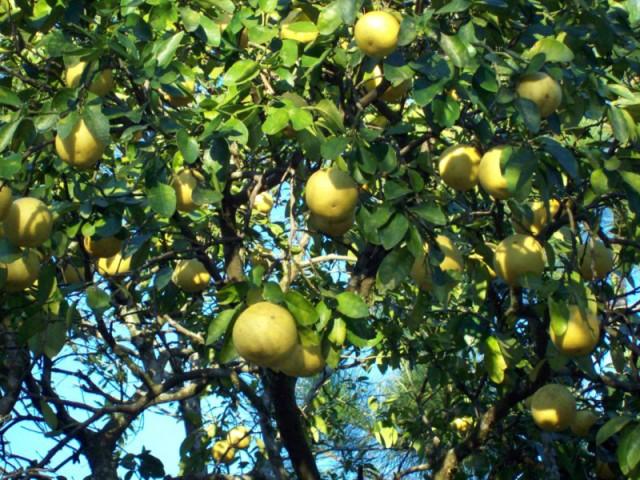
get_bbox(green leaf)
[82,106,111,146]
[515,98,541,133]
[0,118,21,153]
[596,415,633,446]
[440,33,469,68]
[608,106,630,144]
[315,99,345,133]
[321,136,349,160]
[191,188,222,205]
[263,282,284,303]
[620,170,640,196]
[206,308,238,345]
[156,32,185,68]
[504,147,536,195]
[336,292,369,319]
[289,107,313,131]
[383,180,411,200]
[284,291,319,326]
[44,320,67,359]
[36,264,57,305]
[410,203,447,226]
[180,7,200,32]
[376,248,414,292]
[0,153,22,180]
[436,0,470,14]
[40,400,59,430]
[526,37,574,63]
[317,1,342,35]
[147,184,177,217]
[199,16,222,46]
[618,423,640,475]
[0,86,22,108]
[539,137,579,180]
[380,213,409,250]
[87,286,111,312]
[482,336,507,384]
[223,59,260,86]
[56,111,80,140]
[177,130,199,164]
[262,108,289,135]
[549,297,569,337]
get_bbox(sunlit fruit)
[411,234,463,291]
[354,11,400,58]
[227,426,251,449]
[253,192,274,214]
[513,199,561,235]
[550,305,600,357]
[478,146,512,200]
[212,440,235,463]
[451,416,474,433]
[65,61,114,96]
[280,9,318,43]
[577,240,614,280]
[162,79,195,107]
[516,72,562,118]
[362,65,411,103]
[63,263,84,285]
[0,183,12,220]
[0,250,40,291]
[308,213,354,237]
[438,144,482,192]
[305,168,358,221]
[55,118,107,169]
[171,259,210,293]
[83,235,122,258]
[570,410,599,437]
[232,302,299,368]
[171,169,202,212]
[530,384,576,432]
[493,234,545,286]
[97,252,133,277]
[275,343,326,377]
[4,197,53,247]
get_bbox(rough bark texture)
[85,441,119,480]
[265,372,320,480]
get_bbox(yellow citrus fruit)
[362,65,411,103]
[97,252,133,277]
[55,118,107,169]
[275,343,326,377]
[212,440,235,463]
[451,416,474,433]
[411,234,463,291]
[516,72,562,118]
[253,192,274,214]
[354,11,400,58]
[0,183,12,220]
[63,263,84,285]
[171,169,202,212]
[281,9,318,43]
[227,426,251,449]
[232,302,299,368]
[513,199,561,235]
[438,144,482,192]
[308,213,354,237]
[493,234,545,286]
[162,78,195,107]
[83,236,123,258]
[577,240,614,280]
[65,61,114,96]
[305,168,358,221]
[570,410,599,437]
[550,305,600,357]
[478,146,512,200]
[1,250,40,292]
[171,258,210,293]
[530,384,576,432]
[4,197,53,248]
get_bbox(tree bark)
[265,372,320,480]
[85,441,119,480]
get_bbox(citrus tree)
[1,0,640,479]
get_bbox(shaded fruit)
[530,384,576,432]
[305,168,358,221]
[4,197,53,247]
[65,61,114,96]
[253,192,274,214]
[570,410,599,437]
[171,259,210,293]
[0,250,40,292]
[275,343,326,377]
[516,72,562,118]
[83,236,122,258]
[55,118,107,169]
[281,9,318,43]
[97,252,133,277]
[411,234,463,291]
[354,11,400,58]
[232,302,298,368]
[577,240,614,280]
[308,213,354,237]
[513,199,561,235]
[0,183,12,220]
[478,146,512,200]
[362,65,411,103]
[493,234,545,286]
[438,144,482,192]
[171,169,202,212]
[227,426,251,449]
[550,305,600,357]
[212,440,235,463]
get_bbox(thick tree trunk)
[265,372,320,480]
[85,442,118,480]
